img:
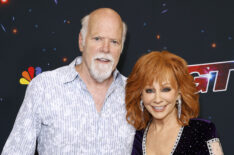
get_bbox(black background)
[0,0,233,154]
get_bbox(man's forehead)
[90,14,122,27]
[89,30,123,42]
[88,22,122,34]
[87,15,123,39]
[89,8,121,19]
[89,9,122,28]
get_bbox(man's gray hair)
[80,15,127,48]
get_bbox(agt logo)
[188,60,234,93]
[19,67,42,85]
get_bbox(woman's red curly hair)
[126,51,199,130]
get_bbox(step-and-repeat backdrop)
[0,0,233,154]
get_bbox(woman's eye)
[162,87,171,92]
[145,89,154,93]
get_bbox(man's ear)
[79,32,84,52]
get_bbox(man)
[2,8,135,154]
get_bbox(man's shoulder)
[31,65,70,85]
[119,73,127,81]
[117,73,127,89]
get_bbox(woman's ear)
[177,93,181,101]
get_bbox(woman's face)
[142,79,180,121]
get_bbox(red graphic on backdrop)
[188,61,234,93]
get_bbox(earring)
[177,98,182,119]
[140,100,144,112]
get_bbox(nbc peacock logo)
[19,67,42,85]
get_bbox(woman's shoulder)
[174,119,222,154]
[135,129,145,137]
[189,118,215,126]
[131,129,144,155]
[185,118,218,140]
[133,129,145,145]
[188,118,216,130]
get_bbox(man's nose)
[102,40,110,53]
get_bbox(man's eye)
[111,40,119,44]
[93,37,100,41]
[145,89,154,93]
[162,87,171,92]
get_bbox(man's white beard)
[90,53,115,83]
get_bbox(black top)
[131,118,218,155]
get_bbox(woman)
[126,51,223,155]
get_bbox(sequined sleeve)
[207,138,224,155]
